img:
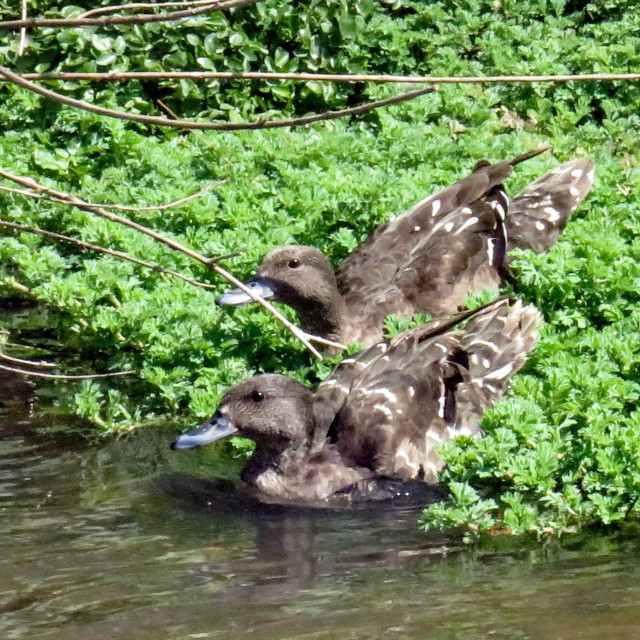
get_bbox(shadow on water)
[3,369,640,640]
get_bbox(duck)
[216,150,593,347]
[172,298,541,502]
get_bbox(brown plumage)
[506,157,595,253]
[217,152,593,346]
[172,299,541,502]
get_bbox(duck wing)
[316,298,540,483]
[507,157,594,253]
[315,300,489,414]
[335,148,547,303]
[327,332,463,482]
[387,185,509,318]
[452,299,541,435]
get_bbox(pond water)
[3,376,640,640]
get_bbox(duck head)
[216,245,345,340]
[171,374,319,454]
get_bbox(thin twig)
[0,168,346,357]
[157,99,182,120]
[157,99,216,150]
[0,218,218,290]
[80,180,226,212]
[209,252,242,264]
[18,0,27,55]
[3,340,41,351]
[20,70,640,85]
[78,0,218,19]
[0,67,438,131]
[0,352,57,367]
[0,183,45,199]
[1,180,226,212]
[0,362,136,379]
[0,0,258,30]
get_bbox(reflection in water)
[152,472,454,602]
[2,374,640,640]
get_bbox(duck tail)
[472,145,549,176]
[507,157,595,253]
[507,145,551,166]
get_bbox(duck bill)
[171,414,238,450]
[215,277,275,306]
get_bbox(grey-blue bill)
[171,414,238,450]
[215,278,275,306]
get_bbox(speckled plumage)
[217,152,593,347]
[507,157,595,253]
[173,299,541,501]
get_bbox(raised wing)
[392,186,508,317]
[507,157,595,253]
[316,298,540,483]
[330,332,462,482]
[453,299,541,435]
[335,148,547,300]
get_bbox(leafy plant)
[1,0,640,536]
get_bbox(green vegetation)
[1,0,639,536]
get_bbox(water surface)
[2,379,640,640]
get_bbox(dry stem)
[0,0,259,29]
[0,362,135,379]
[0,218,219,290]
[0,352,57,367]
[78,0,218,19]
[0,66,437,131]
[20,70,640,85]
[1,180,226,212]
[18,0,27,55]
[157,99,216,150]
[77,180,226,212]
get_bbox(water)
[2,375,640,640]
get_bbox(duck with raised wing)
[217,151,592,347]
[172,299,541,502]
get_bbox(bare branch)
[0,168,345,357]
[78,0,218,19]
[2,340,42,350]
[20,70,640,85]
[0,0,259,30]
[0,352,57,367]
[0,183,44,199]
[157,99,216,150]
[0,166,230,265]
[0,67,438,131]
[18,0,28,55]
[1,179,226,212]
[209,252,242,264]
[0,218,218,290]
[80,180,227,212]
[0,362,136,379]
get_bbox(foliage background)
[1,0,640,535]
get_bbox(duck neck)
[240,437,311,487]
[291,293,348,344]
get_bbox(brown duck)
[217,151,593,346]
[172,299,540,501]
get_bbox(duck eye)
[251,390,264,403]
[288,258,300,269]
